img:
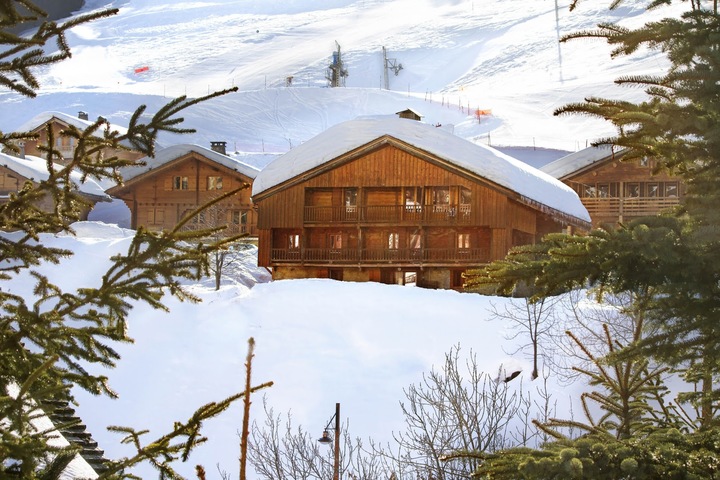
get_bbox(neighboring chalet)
[107,143,260,236]
[541,146,685,227]
[11,111,155,165]
[0,151,109,222]
[396,108,423,121]
[251,116,591,289]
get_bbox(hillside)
[0,0,683,156]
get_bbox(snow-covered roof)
[14,111,161,151]
[117,143,261,183]
[540,145,626,179]
[252,117,590,223]
[0,152,109,200]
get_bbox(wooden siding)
[113,153,255,234]
[256,144,515,229]
[0,166,21,195]
[255,143,578,283]
[23,119,144,165]
[0,164,94,224]
[563,156,684,226]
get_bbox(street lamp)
[317,402,340,480]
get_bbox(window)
[647,183,659,197]
[457,233,471,250]
[388,232,399,250]
[405,187,423,209]
[231,210,248,225]
[432,187,450,205]
[344,188,358,218]
[289,234,300,249]
[173,176,189,190]
[207,176,223,190]
[665,182,678,197]
[344,188,357,207]
[460,187,472,215]
[409,233,422,250]
[597,183,610,198]
[626,183,640,198]
[57,137,74,148]
[147,208,165,225]
[329,234,342,249]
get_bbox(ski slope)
[0,0,682,155]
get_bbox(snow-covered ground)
[0,0,682,155]
[22,223,571,479]
[0,0,684,478]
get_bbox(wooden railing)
[270,247,490,264]
[582,197,680,219]
[182,223,258,236]
[304,204,472,225]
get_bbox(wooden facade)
[13,112,147,166]
[107,144,259,236]
[542,147,685,227]
[253,118,590,290]
[0,152,109,224]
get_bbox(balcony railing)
[270,247,490,264]
[582,196,680,219]
[304,204,472,225]
[182,223,258,236]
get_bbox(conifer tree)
[464,0,720,474]
[466,0,720,428]
[0,2,269,478]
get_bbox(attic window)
[207,176,223,190]
[173,176,189,190]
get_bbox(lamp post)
[317,402,340,480]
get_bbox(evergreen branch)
[0,6,118,97]
[101,381,274,479]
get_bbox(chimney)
[210,141,227,155]
[78,111,88,120]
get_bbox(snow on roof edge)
[117,143,261,183]
[0,151,109,200]
[252,117,590,223]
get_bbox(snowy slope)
[0,0,683,155]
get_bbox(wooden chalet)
[11,111,152,165]
[251,116,591,290]
[107,143,260,236]
[0,151,109,222]
[541,146,685,227]
[396,108,423,121]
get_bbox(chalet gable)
[253,117,590,226]
[541,145,627,180]
[14,111,150,152]
[109,144,260,194]
[0,151,109,202]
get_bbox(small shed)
[395,108,423,121]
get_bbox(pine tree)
[466,0,720,428]
[464,0,720,475]
[0,2,271,478]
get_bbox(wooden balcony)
[270,247,490,265]
[182,223,258,237]
[582,196,680,220]
[304,204,472,225]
